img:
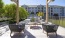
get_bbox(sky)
[3,0,65,6]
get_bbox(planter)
[8,23,25,36]
[42,23,59,36]
[30,18,35,22]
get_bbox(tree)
[19,7,29,20]
[0,0,4,17]
[4,4,29,21]
[0,0,4,8]
[0,8,5,17]
[4,4,16,19]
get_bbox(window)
[42,7,43,10]
[32,7,33,9]
[38,10,40,11]
[51,10,53,12]
[51,8,53,9]
[28,7,31,9]
[38,7,40,9]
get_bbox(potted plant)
[37,12,44,20]
[30,18,35,22]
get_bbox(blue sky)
[3,0,65,6]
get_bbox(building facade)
[22,5,65,16]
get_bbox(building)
[22,5,65,16]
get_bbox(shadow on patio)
[11,29,36,38]
[48,33,65,38]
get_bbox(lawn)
[49,19,65,27]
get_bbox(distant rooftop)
[22,5,65,7]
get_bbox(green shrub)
[19,19,25,21]
[30,18,35,22]
[0,20,5,22]
[7,19,16,24]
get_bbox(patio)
[0,23,65,38]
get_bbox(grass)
[49,19,65,28]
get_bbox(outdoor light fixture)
[46,0,54,23]
[11,0,19,24]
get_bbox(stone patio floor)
[0,24,65,38]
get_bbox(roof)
[22,5,44,7]
[21,5,65,8]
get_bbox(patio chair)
[8,23,25,36]
[42,24,59,36]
